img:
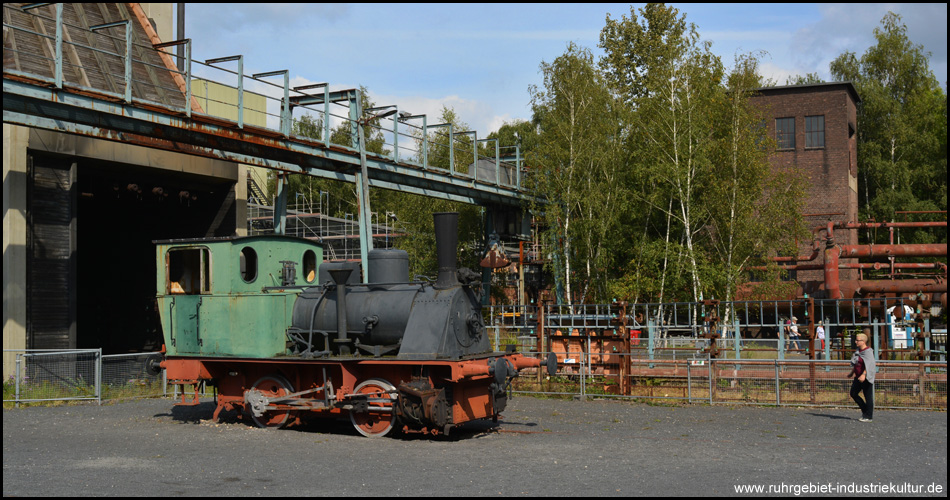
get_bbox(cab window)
[240,247,258,283]
[167,247,211,294]
[303,250,317,283]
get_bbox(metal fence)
[484,298,947,363]
[2,349,201,406]
[4,347,945,411]
[508,351,947,410]
[485,298,947,410]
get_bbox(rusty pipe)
[772,244,821,263]
[763,262,947,272]
[854,280,947,295]
[838,244,947,258]
[772,221,944,266]
[824,240,946,299]
[819,220,947,237]
[825,241,841,299]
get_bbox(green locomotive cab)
[155,236,323,358]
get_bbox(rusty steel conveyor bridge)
[3,3,533,280]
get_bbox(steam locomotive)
[149,212,554,436]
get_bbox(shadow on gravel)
[154,401,216,423]
[152,399,513,441]
[806,412,854,420]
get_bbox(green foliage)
[489,3,805,306]
[600,4,728,303]
[594,4,807,304]
[705,53,809,301]
[830,12,947,243]
[293,112,324,141]
[527,42,627,304]
[607,236,692,303]
[484,119,540,167]
[784,72,824,86]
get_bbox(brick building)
[751,82,861,291]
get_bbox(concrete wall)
[140,3,174,47]
[3,125,30,377]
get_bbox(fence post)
[686,360,692,402]
[15,354,22,408]
[734,318,741,360]
[708,354,713,405]
[96,348,102,405]
[774,360,781,406]
[778,324,786,361]
[647,318,656,369]
[579,354,586,401]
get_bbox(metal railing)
[4,349,102,405]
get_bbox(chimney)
[433,212,459,289]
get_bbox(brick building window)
[776,117,795,150]
[805,115,825,148]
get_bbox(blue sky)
[185,3,947,136]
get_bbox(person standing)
[816,321,826,357]
[847,332,876,422]
[788,316,801,351]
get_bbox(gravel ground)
[3,396,946,496]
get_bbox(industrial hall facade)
[4,3,270,374]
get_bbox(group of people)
[784,317,827,354]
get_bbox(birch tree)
[707,53,807,305]
[600,3,723,302]
[527,43,625,304]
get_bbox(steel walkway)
[3,3,533,281]
[3,3,530,207]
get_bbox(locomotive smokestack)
[434,212,459,289]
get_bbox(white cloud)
[756,61,803,87]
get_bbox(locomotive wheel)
[247,374,294,429]
[350,378,397,438]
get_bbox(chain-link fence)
[3,349,102,404]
